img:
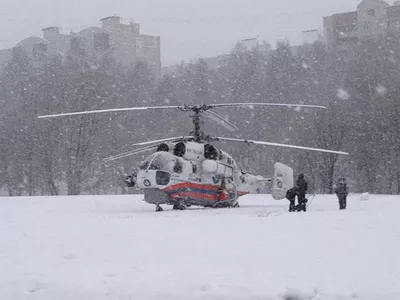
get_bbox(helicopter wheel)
[173,204,187,210]
[232,201,240,208]
[155,205,163,212]
[173,200,187,210]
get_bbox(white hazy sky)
[0,0,362,66]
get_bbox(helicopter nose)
[136,170,171,188]
[125,175,136,187]
[136,171,154,188]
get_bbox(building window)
[368,9,375,17]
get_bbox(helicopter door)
[227,177,238,201]
[272,162,294,200]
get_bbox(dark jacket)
[334,178,348,197]
[296,174,308,195]
[286,187,298,201]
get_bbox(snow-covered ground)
[1,193,400,300]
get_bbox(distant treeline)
[0,34,399,196]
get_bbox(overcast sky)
[0,0,362,66]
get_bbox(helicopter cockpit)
[136,152,186,188]
[140,152,183,173]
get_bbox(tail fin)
[272,162,294,200]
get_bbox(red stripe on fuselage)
[169,191,230,201]
[164,182,248,201]
[164,182,220,192]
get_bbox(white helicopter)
[39,102,349,211]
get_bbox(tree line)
[0,34,399,196]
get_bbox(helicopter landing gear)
[173,199,187,210]
[173,204,187,210]
[155,205,163,212]
[232,201,240,208]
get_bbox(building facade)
[323,0,400,46]
[323,11,358,45]
[302,30,323,45]
[0,16,161,77]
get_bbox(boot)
[296,200,306,212]
[289,201,295,212]
[339,199,346,210]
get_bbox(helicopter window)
[156,171,170,186]
[173,160,183,173]
[148,154,175,172]
[139,156,153,170]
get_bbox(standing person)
[334,177,348,210]
[296,174,308,212]
[286,187,298,212]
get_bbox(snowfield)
[1,193,400,300]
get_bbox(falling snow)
[337,88,350,100]
[376,84,387,96]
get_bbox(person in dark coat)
[334,177,348,210]
[286,187,298,212]
[296,174,308,212]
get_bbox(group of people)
[286,174,309,212]
[285,174,348,212]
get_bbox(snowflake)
[388,56,396,63]
[376,84,387,96]
[293,106,302,112]
[337,88,350,100]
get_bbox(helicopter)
[38,102,349,211]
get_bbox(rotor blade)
[38,105,185,119]
[210,103,326,109]
[132,136,194,147]
[104,145,159,162]
[204,110,239,132]
[38,103,325,119]
[213,137,349,155]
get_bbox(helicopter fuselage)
[131,142,269,210]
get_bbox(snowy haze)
[1,0,361,65]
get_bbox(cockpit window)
[173,160,183,173]
[149,155,175,172]
[146,153,176,172]
[140,153,182,172]
[139,158,152,170]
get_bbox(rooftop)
[100,16,120,22]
